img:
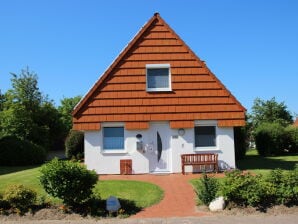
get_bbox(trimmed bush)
[254,122,286,156]
[285,126,298,153]
[65,130,84,159]
[0,193,10,210]
[0,136,46,166]
[3,184,37,212]
[219,170,275,207]
[193,173,218,205]
[40,158,98,206]
[267,168,298,205]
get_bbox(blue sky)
[1,0,297,115]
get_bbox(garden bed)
[197,204,298,216]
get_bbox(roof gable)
[72,13,246,130]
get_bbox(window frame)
[102,124,126,154]
[146,64,171,92]
[194,120,218,151]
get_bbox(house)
[72,13,246,174]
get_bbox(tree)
[65,130,84,159]
[0,90,4,111]
[254,122,287,155]
[9,67,43,112]
[58,96,81,131]
[0,68,65,151]
[250,97,293,128]
[37,101,66,150]
[0,69,40,140]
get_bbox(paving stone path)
[101,173,221,218]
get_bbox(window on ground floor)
[194,126,216,147]
[103,127,124,150]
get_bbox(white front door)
[148,123,171,173]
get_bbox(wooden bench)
[181,153,218,174]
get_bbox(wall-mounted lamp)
[178,128,185,136]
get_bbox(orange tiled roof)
[72,13,246,131]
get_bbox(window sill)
[101,150,128,154]
[146,88,172,92]
[194,147,219,152]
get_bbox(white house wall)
[85,130,150,174]
[84,123,235,174]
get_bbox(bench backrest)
[181,153,218,163]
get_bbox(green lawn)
[0,166,44,194]
[94,180,163,208]
[0,166,163,209]
[237,149,298,175]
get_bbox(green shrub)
[40,158,98,206]
[0,193,10,210]
[3,184,37,212]
[0,136,46,166]
[193,173,218,205]
[285,126,298,153]
[219,170,275,207]
[65,130,84,159]
[267,168,298,205]
[220,169,298,208]
[254,122,286,156]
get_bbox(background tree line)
[235,97,298,159]
[0,68,82,165]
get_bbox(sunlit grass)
[237,149,298,175]
[0,166,163,208]
[94,180,164,208]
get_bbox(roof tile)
[72,13,246,130]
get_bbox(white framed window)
[194,120,218,150]
[146,64,171,91]
[103,127,124,150]
[194,126,216,147]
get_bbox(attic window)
[146,64,171,91]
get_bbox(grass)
[0,165,39,175]
[0,165,163,209]
[94,180,163,208]
[0,166,44,195]
[237,149,298,175]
